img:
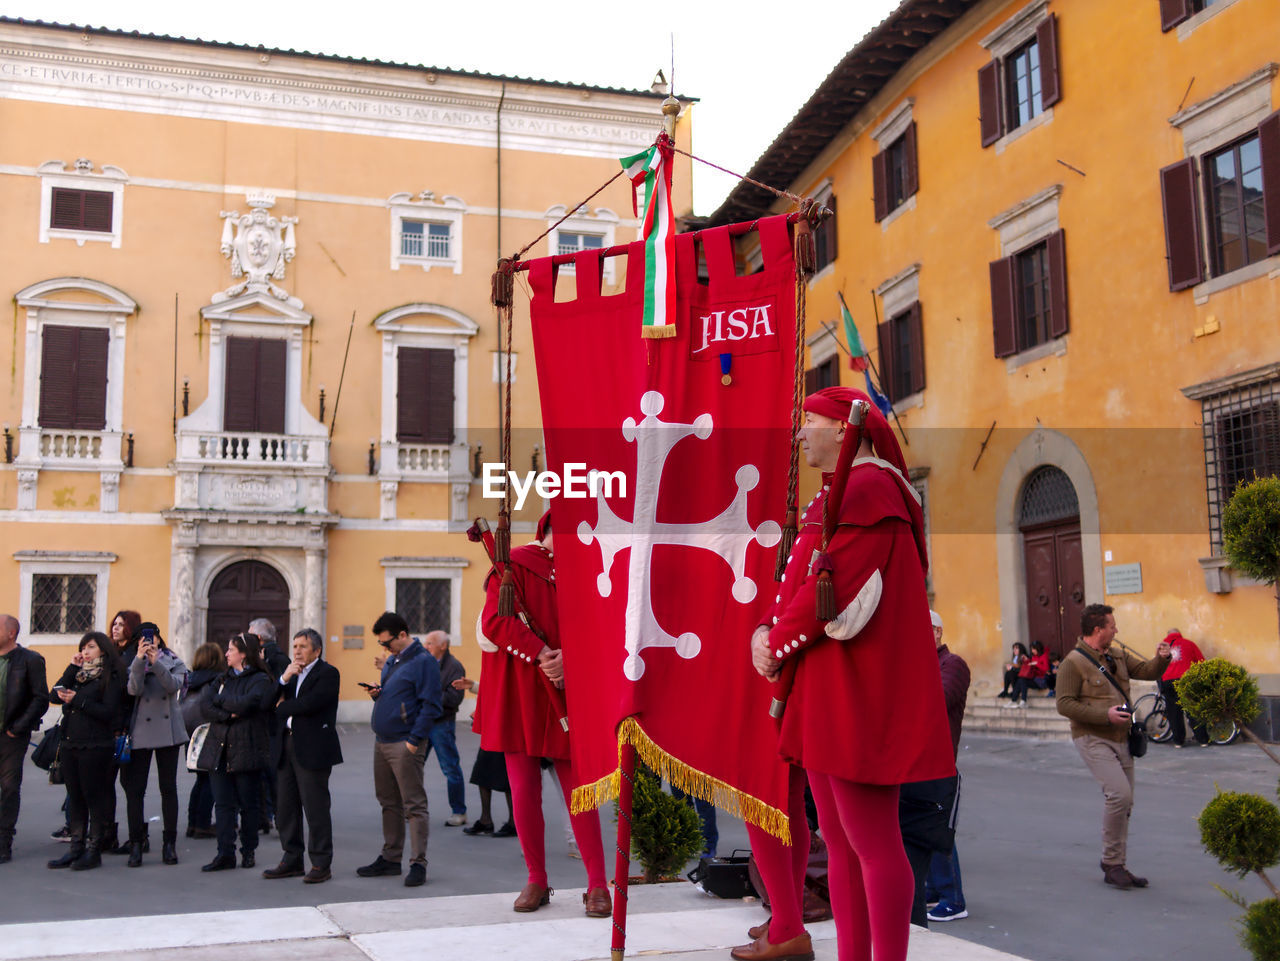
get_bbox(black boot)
[71,840,102,871]
[49,842,84,869]
[162,832,178,865]
[127,840,144,867]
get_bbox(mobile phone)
[358,681,378,691]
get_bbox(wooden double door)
[1022,519,1085,661]
[206,560,290,650]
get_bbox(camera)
[140,627,157,641]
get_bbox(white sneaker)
[445,814,467,827]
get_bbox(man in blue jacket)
[356,611,442,888]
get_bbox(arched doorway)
[206,560,290,649]
[1019,466,1084,660]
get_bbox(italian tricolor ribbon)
[621,136,677,339]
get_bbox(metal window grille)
[396,578,451,636]
[31,574,96,634]
[400,222,450,259]
[1018,466,1079,527]
[1201,379,1280,551]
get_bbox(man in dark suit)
[263,627,342,883]
[0,613,49,864]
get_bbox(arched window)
[1018,465,1079,528]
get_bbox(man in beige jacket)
[1056,604,1170,890]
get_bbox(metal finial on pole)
[661,96,680,139]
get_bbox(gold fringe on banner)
[640,324,677,339]
[570,716,792,844]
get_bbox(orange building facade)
[714,0,1280,689]
[0,19,692,714]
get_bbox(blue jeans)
[925,844,965,909]
[425,719,466,815]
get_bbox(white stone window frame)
[988,184,1067,370]
[389,192,465,274]
[15,550,117,646]
[375,304,479,522]
[1175,0,1248,41]
[14,278,136,512]
[380,556,470,648]
[546,205,619,284]
[871,100,918,230]
[38,160,127,249]
[1168,63,1279,304]
[875,263,926,412]
[980,0,1055,154]
[188,297,321,438]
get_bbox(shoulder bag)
[1073,647,1147,758]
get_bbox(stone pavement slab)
[0,883,1029,961]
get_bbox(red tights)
[808,772,912,961]
[505,752,607,890]
[744,765,810,945]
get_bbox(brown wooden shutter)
[1045,229,1070,339]
[825,195,837,263]
[423,348,455,444]
[872,149,889,222]
[902,122,919,199]
[1037,14,1061,109]
[50,189,82,229]
[814,195,838,267]
[256,338,286,434]
[978,60,1003,147]
[1258,109,1280,257]
[990,256,1018,357]
[1159,0,1193,31]
[49,188,113,231]
[73,328,109,430]
[804,366,820,396]
[38,325,79,428]
[907,302,926,395]
[396,347,428,441]
[224,336,259,432]
[876,319,896,402]
[82,191,113,232]
[1159,158,1205,291]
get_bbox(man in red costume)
[738,386,955,961]
[475,511,611,917]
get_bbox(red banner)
[528,215,798,839]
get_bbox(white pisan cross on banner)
[577,390,781,681]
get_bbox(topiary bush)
[1200,790,1280,878]
[1241,898,1280,961]
[1178,659,1261,728]
[627,767,705,884]
[1223,475,1280,637]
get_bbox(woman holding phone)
[120,622,188,866]
[47,631,126,871]
[195,632,276,871]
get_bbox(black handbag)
[30,725,61,771]
[688,849,757,899]
[1074,647,1147,758]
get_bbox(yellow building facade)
[715,0,1280,690]
[0,19,691,714]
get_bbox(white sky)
[13,0,900,214]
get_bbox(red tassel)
[813,553,836,622]
[491,260,516,309]
[775,508,797,582]
[495,511,511,565]
[497,568,516,617]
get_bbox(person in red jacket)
[740,387,955,961]
[1160,630,1208,747]
[1008,641,1051,706]
[475,511,610,917]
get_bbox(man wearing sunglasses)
[356,611,442,888]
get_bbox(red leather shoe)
[583,886,611,917]
[513,882,551,912]
[729,933,815,961]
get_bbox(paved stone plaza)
[0,725,1270,961]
